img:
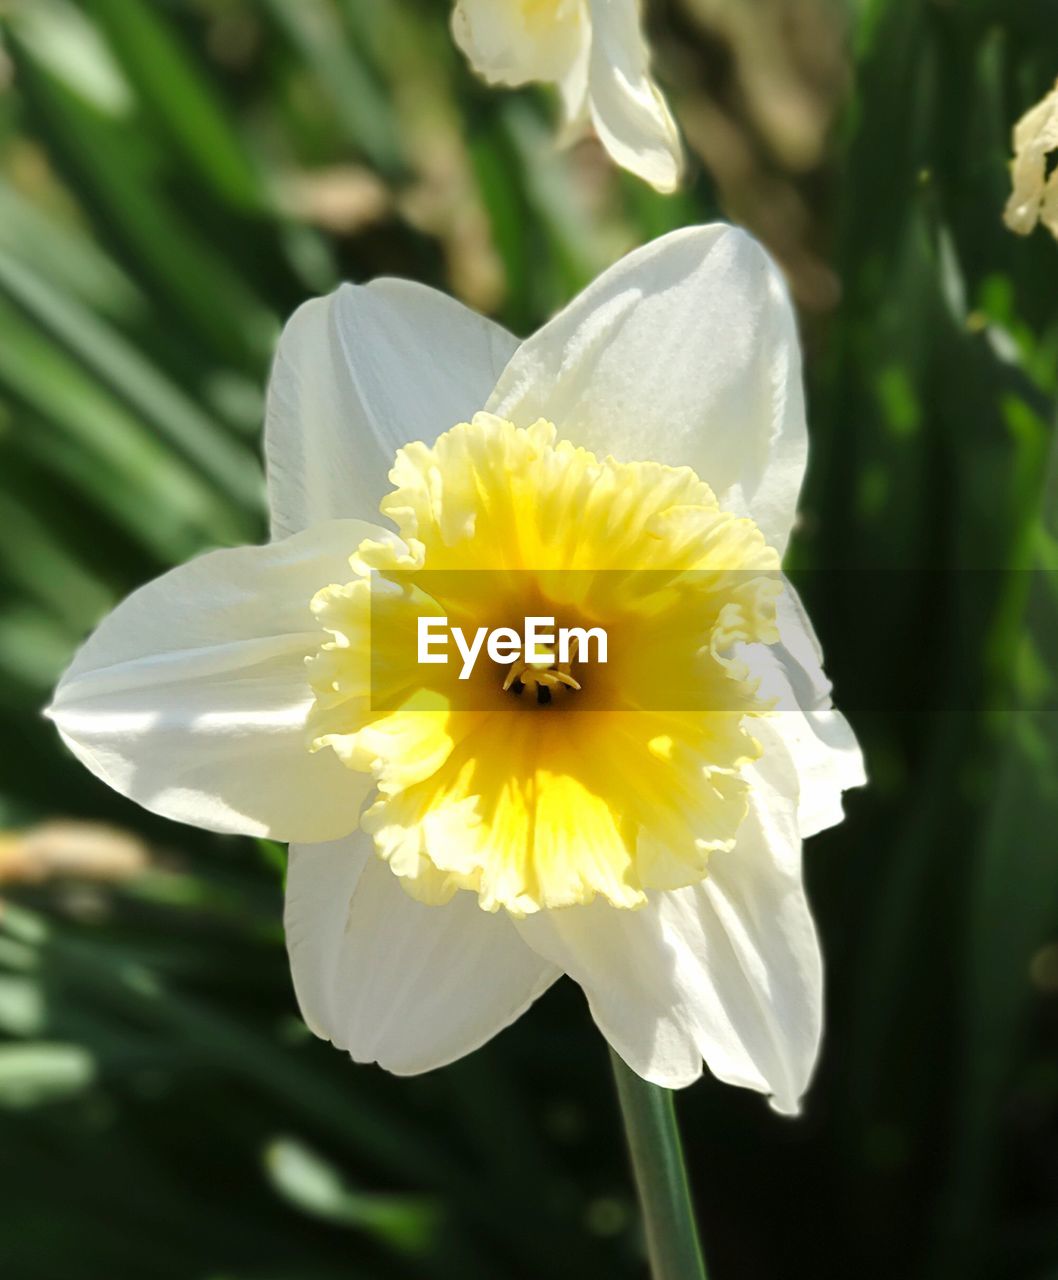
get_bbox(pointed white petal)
[517,751,821,1113]
[265,279,518,538]
[48,521,378,841]
[585,0,682,192]
[557,23,592,134]
[285,835,559,1072]
[750,580,867,837]
[488,225,807,553]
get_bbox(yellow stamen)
[502,655,582,702]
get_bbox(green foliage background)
[0,1,1057,1277]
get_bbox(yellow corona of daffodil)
[49,226,863,1113]
[451,0,683,192]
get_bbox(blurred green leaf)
[0,1041,96,1108]
[91,0,263,210]
[265,1135,442,1252]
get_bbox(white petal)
[265,279,518,538]
[285,835,559,1072]
[748,580,866,837]
[755,711,863,840]
[48,521,378,842]
[517,751,821,1113]
[557,26,592,134]
[585,0,682,192]
[451,0,590,90]
[487,225,807,553]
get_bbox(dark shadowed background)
[1,1,1057,1277]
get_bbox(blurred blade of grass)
[0,874,606,1278]
[500,100,616,295]
[0,1040,96,1107]
[0,177,140,315]
[0,489,112,630]
[0,893,560,1279]
[260,0,403,177]
[0,0,133,115]
[5,25,276,371]
[929,402,1058,1273]
[440,1053,607,1277]
[0,294,255,553]
[0,899,460,1186]
[256,838,288,885]
[265,1135,443,1252]
[918,16,1058,1274]
[803,4,1058,1277]
[0,602,79,692]
[7,418,235,583]
[89,0,263,211]
[0,247,265,512]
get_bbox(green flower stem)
[609,1047,708,1280]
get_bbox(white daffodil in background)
[1004,78,1058,241]
[49,225,863,1115]
[451,0,683,193]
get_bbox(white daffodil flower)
[1003,79,1058,241]
[451,0,683,193]
[49,225,864,1113]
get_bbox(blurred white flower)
[1004,79,1058,240]
[49,226,864,1112]
[451,0,683,193]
